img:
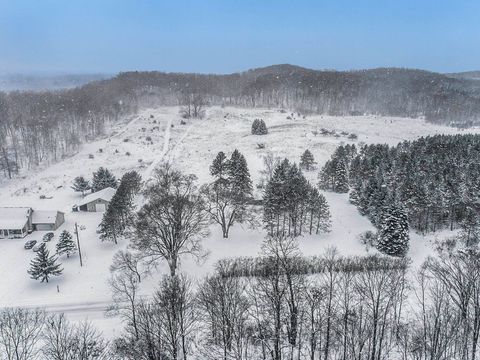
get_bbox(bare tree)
[180,91,207,119]
[198,272,250,360]
[43,314,110,360]
[0,308,45,360]
[110,250,146,283]
[132,165,208,276]
[108,271,141,340]
[113,300,164,360]
[156,274,198,360]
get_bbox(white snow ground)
[0,106,477,337]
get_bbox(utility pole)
[74,222,83,267]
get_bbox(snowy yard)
[0,105,477,336]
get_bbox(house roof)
[32,210,62,225]
[76,187,116,207]
[0,207,32,229]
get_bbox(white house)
[73,187,116,212]
[32,210,65,231]
[0,207,33,238]
[0,207,66,238]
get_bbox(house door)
[95,203,106,212]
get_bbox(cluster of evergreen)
[99,171,142,244]
[202,149,253,238]
[91,167,118,192]
[349,135,480,234]
[251,118,268,135]
[264,159,331,237]
[318,144,357,193]
[2,66,480,180]
[320,134,480,255]
[71,167,117,196]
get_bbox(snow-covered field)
[0,106,477,337]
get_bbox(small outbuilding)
[73,187,116,212]
[0,207,34,238]
[32,210,65,231]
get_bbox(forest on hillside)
[1,65,480,179]
[320,134,480,254]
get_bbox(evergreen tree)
[251,119,268,135]
[98,170,142,244]
[264,158,331,237]
[203,150,253,238]
[300,149,315,171]
[377,201,409,257]
[71,176,90,196]
[210,151,229,187]
[460,207,480,247]
[98,202,121,244]
[28,244,63,283]
[228,149,253,204]
[56,230,77,258]
[333,160,349,193]
[91,167,117,192]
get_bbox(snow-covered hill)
[0,106,477,336]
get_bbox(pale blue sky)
[0,0,479,74]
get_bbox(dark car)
[24,240,37,250]
[42,232,54,242]
[33,243,46,252]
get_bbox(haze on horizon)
[0,0,479,75]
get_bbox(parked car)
[42,232,54,242]
[24,240,37,250]
[33,243,45,252]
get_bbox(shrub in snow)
[251,119,268,135]
[359,230,378,250]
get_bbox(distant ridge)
[0,73,112,91]
[446,71,480,81]
[2,64,480,125]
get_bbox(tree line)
[16,233,478,360]
[3,65,480,180]
[320,134,480,255]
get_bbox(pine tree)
[98,197,122,244]
[203,150,253,238]
[251,119,268,135]
[56,230,77,258]
[210,151,229,187]
[228,149,253,203]
[333,160,349,193]
[460,207,480,247]
[98,171,141,244]
[91,167,117,192]
[300,149,315,171]
[377,201,409,257]
[28,244,63,283]
[71,176,90,196]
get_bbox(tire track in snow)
[142,117,173,181]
